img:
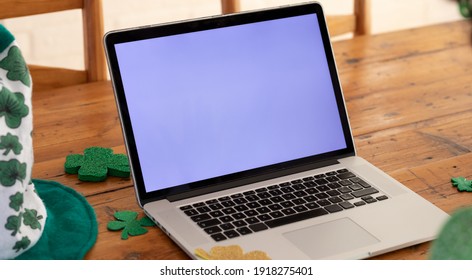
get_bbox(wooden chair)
[0,0,107,91]
[220,0,371,36]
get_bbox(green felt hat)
[0,24,97,259]
[14,180,98,260]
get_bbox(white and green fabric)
[0,24,47,259]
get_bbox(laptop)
[104,2,449,259]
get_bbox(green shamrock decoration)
[22,208,43,230]
[12,236,31,253]
[0,46,31,86]
[0,87,29,129]
[0,133,23,155]
[64,146,130,182]
[107,211,155,240]
[430,207,472,259]
[451,177,472,192]
[5,213,22,236]
[9,192,23,211]
[0,159,27,187]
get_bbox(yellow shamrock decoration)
[195,245,271,260]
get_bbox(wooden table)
[32,20,472,260]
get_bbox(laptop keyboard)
[179,168,388,242]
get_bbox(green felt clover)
[430,207,472,259]
[0,45,31,87]
[0,87,29,129]
[12,237,31,253]
[451,177,472,192]
[64,147,130,182]
[0,133,23,155]
[107,211,155,240]
[0,159,27,187]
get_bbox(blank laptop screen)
[114,13,347,193]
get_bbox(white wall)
[1,0,464,70]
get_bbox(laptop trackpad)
[283,218,379,259]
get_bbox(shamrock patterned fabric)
[0,24,47,259]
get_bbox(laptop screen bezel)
[104,2,355,204]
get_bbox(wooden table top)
[32,20,472,260]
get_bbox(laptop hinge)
[167,158,340,202]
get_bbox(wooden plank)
[354,0,371,35]
[30,65,87,91]
[220,0,240,14]
[332,20,472,71]
[83,0,107,82]
[346,68,472,136]
[327,15,356,37]
[84,187,190,260]
[355,111,472,173]
[0,0,83,18]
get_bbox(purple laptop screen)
[114,13,347,193]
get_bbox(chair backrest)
[0,0,107,91]
[220,0,371,36]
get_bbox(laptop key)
[340,194,354,200]
[206,199,218,205]
[269,211,284,218]
[209,210,224,218]
[209,203,223,210]
[257,192,271,199]
[245,217,260,224]
[233,220,247,227]
[221,200,235,207]
[232,213,246,220]
[197,218,221,228]
[197,206,211,213]
[303,195,317,202]
[244,210,258,217]
[219,216,234,223]
[180,205,193,211]
[184,209,199,216]
[294,205,308,213]
[377,195,388,201]
[337,172,356,179]
[339,201,355,209]
[256,207,271,214]
[249,223,268,232]
[266,208,328,228]
[233,198,248,205]
[234,205,249,212]
[325,204,343,213]
[352,187,379,198]
[220,223,235,231]
[245,195,259,202]
[224,230,240,239]
[210,233,227,242]
[281,208,296,216]
[222,207,236,215]
[257,214,272,221]
[281,186,295,193]
[237,227,252,235]
[255,187,268,193]
[247,202,261,209]
[317,199,331,206]
[191,213,212,222]
[305,202,319,209]
[354,201,367,207]
[204,226,222,235]
[259,199,273,206]
[328,196,343,204]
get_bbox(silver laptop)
[104,2,448,259]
